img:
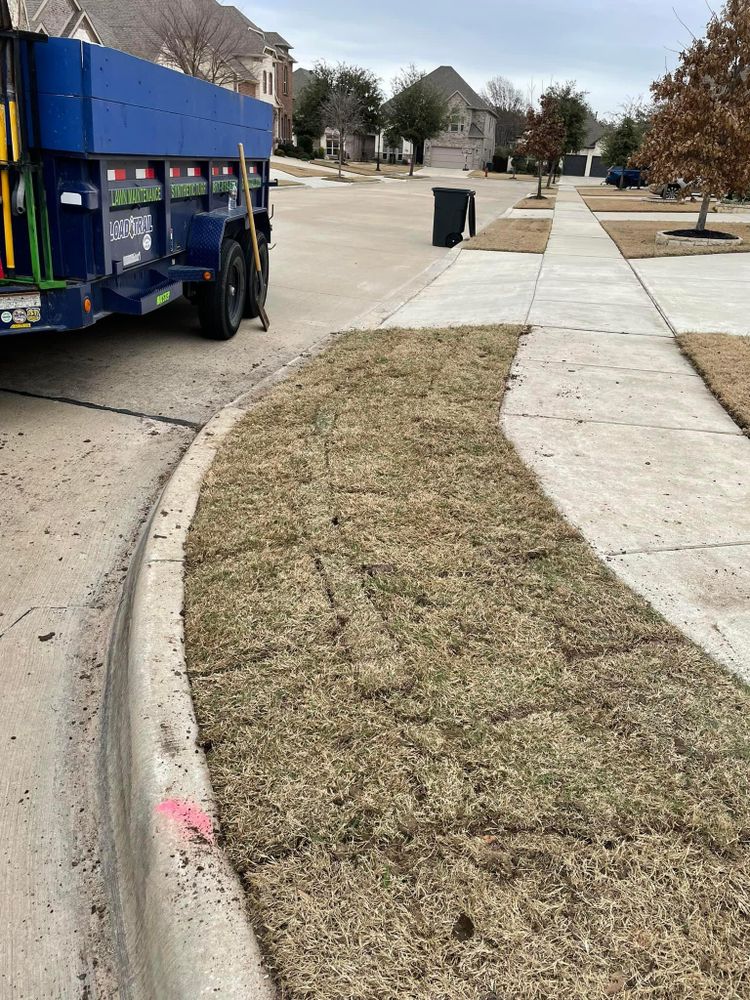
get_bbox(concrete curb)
[99,347,329,999]
[97,234,476,997]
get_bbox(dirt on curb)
[464,217,551,253]
[185,324,750,1000]
[601,220,750,258]
[678,333,750,431]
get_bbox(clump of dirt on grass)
[602,219,750,258]
[464,217,551,253]
[186,324,750,1000]
[515,194,556,209]
[679,333,750,431]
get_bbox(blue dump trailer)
[0,30,273,339]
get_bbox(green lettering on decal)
[212,179,240,195]
[110,185,163,208]
[170,180,208,199]
[156,291,171,306]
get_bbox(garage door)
[563,154,587,176]
[430,146,465,169]
[590,156,609,178]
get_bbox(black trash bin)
[432,187,477,247]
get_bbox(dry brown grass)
[186,324,750,1000]
[464,217,551,253]
[271,160,335,178]
[342,162,422,177]
[678,333,750,432]
[583,196,708,213]
[515,194,556,210]
[601,220,750,259]
[468,171,538,182]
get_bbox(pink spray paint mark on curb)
[155,799,216,845]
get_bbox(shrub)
[298,134,314,155]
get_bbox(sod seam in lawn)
[186,324,750,1000]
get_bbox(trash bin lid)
[432,187,477,195]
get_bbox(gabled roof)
[583,112,607,148]
[384,65,496,118]
[420,66,496,116]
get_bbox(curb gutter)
[100,350,326,999]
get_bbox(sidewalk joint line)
[515,357,701,377]
[608,539,750,557]
[503,410,742,436]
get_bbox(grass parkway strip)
[185,324,750,1000]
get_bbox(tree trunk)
[546,160,554,189]
[338,140,343,179]
[537,161,543,199]
[696,190,711,233]
[409,155,415,177]
[619,166,625,189]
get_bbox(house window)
[326,133,340,159]
[269,70,273,95]
[449,112,463,133]
[263,71,267,94]
[283,65,288,95]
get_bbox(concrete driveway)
[0,176,521,997]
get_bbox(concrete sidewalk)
[383,181,750,680]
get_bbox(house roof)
[421,66,496,116]
[583,112,607,148]
[293,66,314,97]
[31,0,292,73]
[384,65,496,118]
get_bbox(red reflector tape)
[170,167,181,177]
[107,168,127,181]
[135,167,156,180]
[186,167,201,177]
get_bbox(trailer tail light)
[203,271,211,281]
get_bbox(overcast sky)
[240,0,714,117]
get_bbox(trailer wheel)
[244,231,269,319]
[197,238,246,340]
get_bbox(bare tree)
[482,75,527,115]
[149,0,248,88]
[321,87,365,179]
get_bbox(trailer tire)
[244,231,269,319]
[197,238,246,340]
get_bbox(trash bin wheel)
[244,231,269,319]
[197,238,247,340]
[446,232,463,248]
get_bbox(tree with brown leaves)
[638,0,750,232]
[516,94,566,199]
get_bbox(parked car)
[650,178,692,201]
[605,166,647,188]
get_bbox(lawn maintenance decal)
[110,185,163,208]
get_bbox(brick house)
[25,0,294,145]
[385,66,497,171]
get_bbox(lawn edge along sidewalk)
[99,349,329,1000]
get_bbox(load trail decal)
[109,213,154,243]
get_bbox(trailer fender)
[182,207,269,275]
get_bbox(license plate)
[0,293,41,310]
